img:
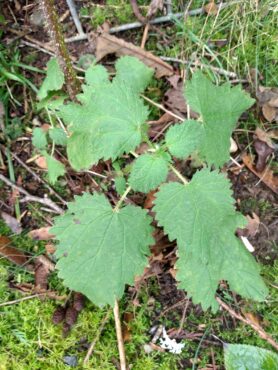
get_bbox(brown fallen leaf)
[243,312,262,327]
[237,213,260,238]
[35,156,48,169]
[257,86,278,122]
[95,32,173,78]
[242,153,278,194]
[122,312,134,343]
[28,227,55,240]
[0,235,32,268]
[45,243,56,254]
[164,76,199,118]
[204,1,218,15]
[1,211,22,234]
[253,139,274,172]
[147,0,164,19]
[144,190,157,209]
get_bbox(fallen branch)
[216,297,278,352]
[65,2,235,42]
[83,309,112,365]
[0,174,63,214]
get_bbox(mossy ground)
[0,220,277,369]
[1,0,278,369]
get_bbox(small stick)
[65,0,85,36]
[10,151,67,205]
[113,299,127,370]
[0,174,63,214]
[160,56,238,79]
[141,22,150,49]
[83,309,112,365]
[0,292,66,307]
[141,95,183,121]
[216,297,278,352]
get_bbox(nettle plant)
[34,56,268,312]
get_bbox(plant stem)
[114,186,132,212]
[170,165,189,185]
[41,0,80,100]
[113,299,127,370]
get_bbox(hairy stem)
[114,186,132,212]
[41,0,80,100]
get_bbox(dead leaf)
[144,190,157,209]
[35,156,48,169]
[1,211,22,234]
[95,32,173,78]
[204,1,218,15]
[257,86,278,122]
[262,104,276,122]
[242,153,278,194]
[253,139,274,172]
[123,312,134,342]
[255,128,274,148]
[28,227,55,240]
[147,0,164,19]
[0,235,32,268]
[164,77,199,118]
[45,243,56,254]
[246,213,260,237]
[34,255,55,291]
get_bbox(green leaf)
[85,64,109,86]
[49,127,67,146]
[185,72,254,167]
[32,127,47,149]
[129,152,170,193]
[114,176,127,196]
[37,58,64,100]
[114,56,154,94]
[59,80,149,170]
[43,152,65,184]
[154,169,267,311]
[165,120,204,159]
[224,344,278,370]
[51,193,154,306]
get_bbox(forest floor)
[0,1,277,369]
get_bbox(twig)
[216,297,278,352]
[160,56,238,79]
[141,23,150,49]
[141,94,183,121]
[10,151,67,205]
[83,309,112,365]
[66,0,85,36]
[170,164,188,185]
[0,174,63,214]
[113,299,127,370]
[130,0,146,23]
[0,292,66,307]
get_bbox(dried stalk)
[114,299,127,370]
[41,0,80,100]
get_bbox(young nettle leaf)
[43,152,66,184]
[37,58,64,100]
[114,56,154,93]
[49,127,67,146]
[59,79,149,170]
[185,72,255,167]
[114,176,127,195]
[129,151,170,193]
[32,127,48,149]
[85,64,109,86]
[51,193,154,306]
[165,120,204,159]
[224,344,278,370]
[154,169,267,311]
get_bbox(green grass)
[0,220,278,369]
